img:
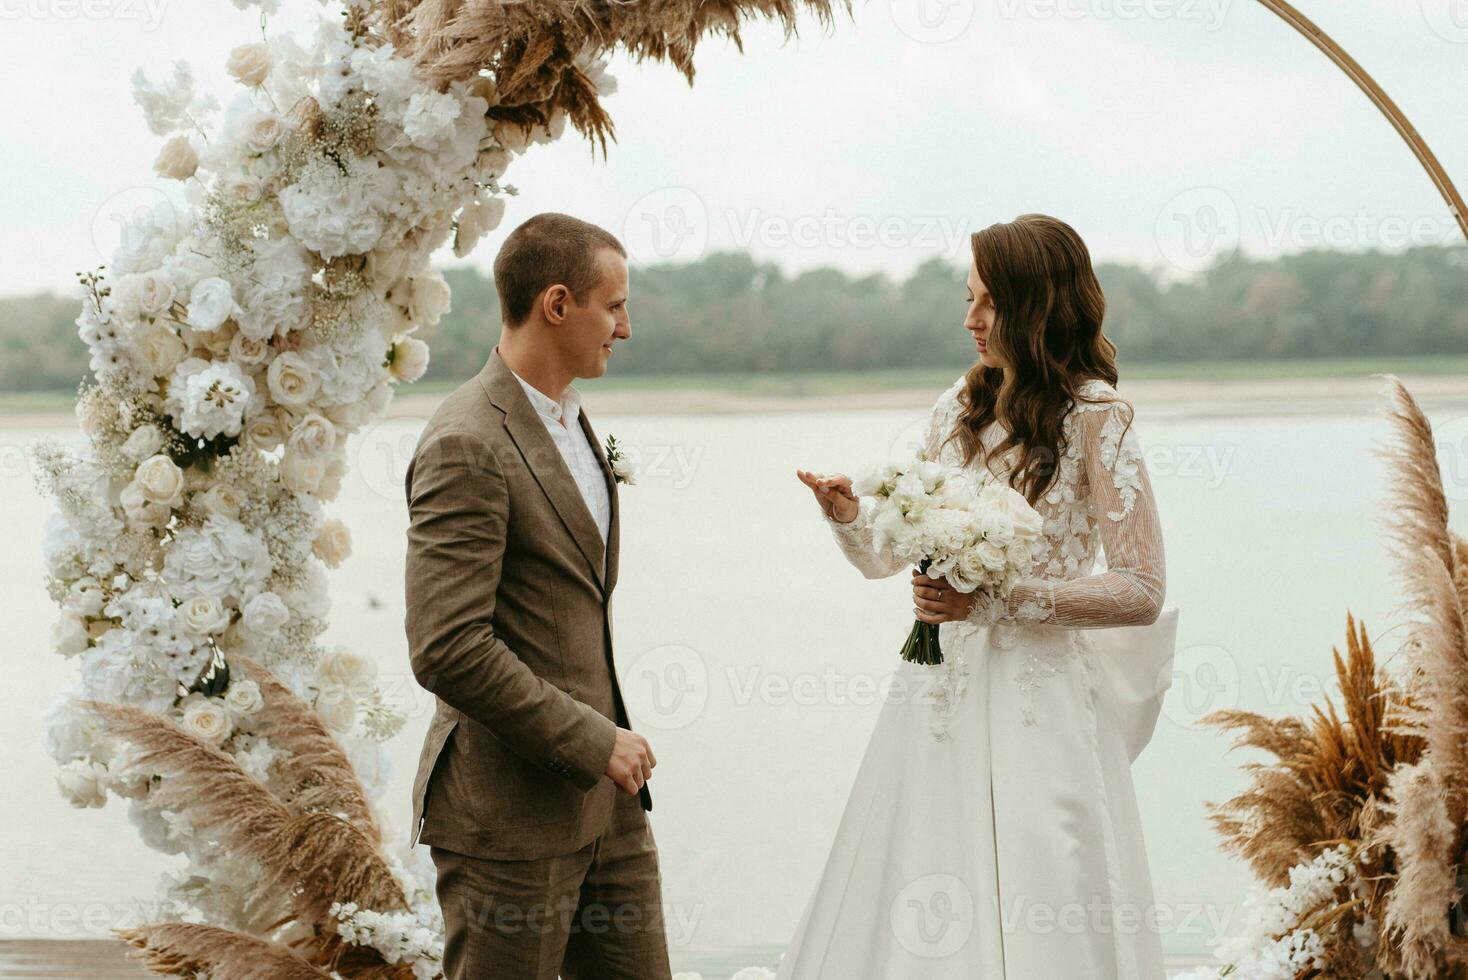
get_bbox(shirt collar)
[509,369,581,426]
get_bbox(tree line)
[2,245,1464,391]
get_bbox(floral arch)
[30,0,1467,977]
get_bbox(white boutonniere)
[605,434,637,485]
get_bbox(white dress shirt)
[510,370,611,549]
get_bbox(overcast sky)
[2,0,1464,297]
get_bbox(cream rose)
[389,338,430,383]
[130,321,189,379]
[155,135,198,180]
[288,413,337,458]
[241,591,289,635]
[180,697,233,745]
[243,413,285,452]
[135,454,185,506]
[195,482,243,521]
[243,112,285,154]
[312,518,351,568]
[223,679,264,717]
[122,424,165,463]
[408,274,452,326]
[114,271,177,319]
[266,351,321,409]
[314,683,357,733]
[318,645,377,688]
[226,43,271,87]
[181,595,230,635]
[280,446,326,493]
[229,330,269,367]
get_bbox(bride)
[787,213,1172,979]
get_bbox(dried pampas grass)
[119,923,337,980]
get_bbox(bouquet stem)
[900,558,944,665]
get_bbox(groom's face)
[556,247,631,379]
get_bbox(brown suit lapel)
[478,349,608,591]
[579,410,620,594]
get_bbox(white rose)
[242,591,289,635]
[180,595,230,635]
[324,398,370,432]
[226,43,271,87]
[121,481,171,527]
[135,454,185,506]
[222,174,264,205]
[315,684,357,733]
[195,482,243,520]
[63,577,105,616]
[114,271,177,319]
[280,446,326,493]
[51,612,90,657]
[611,454,638,486]
[130,321,189,378]
[243,413,285,451]
[288,412,336,458]
[408,273,453,326]
[318,645,377,687]
[122,424,165,462]
[243,112,285,154]
[267,351,321,408]
[155,135,198,180]
[389,337,429,382]
[180,696,233,745]
[229,330,269,366]
[312,518,351,568]
[56,760,109,808]
[186,277,236,332]
[223,679,264,717]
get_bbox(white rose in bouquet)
[241,590,289,635]
[185,277,237,332]
[52,612,91,657]
[121,480,173,528]
[180,695,233,744]
[319,645,377,688]
[195,482,243,521]
[223,678,264,718]
[114,271,177,320]
[180,594,230,635]
[280,446,326,493]
[312,518,351,568]
[315,683,357,733]
[122,424,166,462]
[288,413,337,458]
[225,43,271,87]
[267,351,321,408]
[389,337,430,382]
[135,454,185,506]
[155,135,198,180]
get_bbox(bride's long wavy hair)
[948,213,1129,505]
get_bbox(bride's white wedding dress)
[774,376,1174,980]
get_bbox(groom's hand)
[605,727,656,796]
[912,571,978,624]
[796,469,859,523]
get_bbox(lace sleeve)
[825,378,965,580]
[967,396,1166,629]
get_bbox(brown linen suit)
[404,348,670,979]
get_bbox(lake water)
[4,398,1465,972]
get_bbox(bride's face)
[964,262,1001,369]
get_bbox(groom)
[404,212,671,979]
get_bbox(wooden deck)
[0,939,1221,977]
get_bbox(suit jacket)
[404,348,650,861]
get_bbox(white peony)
[56,759,110,808]
[165,357,262,440]
[113,271,177,319]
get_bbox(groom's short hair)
[494,213,627,327]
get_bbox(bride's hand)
[796,469,859,523]
[912,571,979,624]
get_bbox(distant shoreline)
[4,363,1467,428]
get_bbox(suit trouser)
[430,789,674,980]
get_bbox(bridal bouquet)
[855,454,1044,665]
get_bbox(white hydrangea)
[161,514,273,608]
[279,155,394,260]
